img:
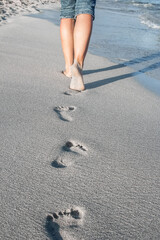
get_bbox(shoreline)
[1,10,160,240]
[1,0,160,97]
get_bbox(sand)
[0,0,60,25]
[0,10,160,240]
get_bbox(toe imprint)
[63,141,87,153]
[54,106,76,112]
[51,207,84,222]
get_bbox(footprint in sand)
[54,106,76,122]
[46,207,84,240]
[64,89,83,96]
[51,141,88,168]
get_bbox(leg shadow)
[85,61,160,90]
[83,52,160,75]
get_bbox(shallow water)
[98,0,160,30]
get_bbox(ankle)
[73,59,83,69]
[65,64,72,73]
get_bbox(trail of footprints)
[46,99,88,239]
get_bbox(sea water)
[29,0,160,95]
[89,0,160,95]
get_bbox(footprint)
[64,90,82,96]
[51,141,87,168]
[64,89,88,96]
[46,207,84,240]
[54,106,76,122]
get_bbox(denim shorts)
[60,0,96,20]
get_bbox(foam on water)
[97,0,160,30]
[141,17,160,30]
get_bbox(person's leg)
[70,14,93,91]
[69,0,96,91]
[60,0,76,77]
[74,14,93,68]
[60,18,75,77]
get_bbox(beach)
[30,1,160,96]
[1,3,160,240]
[0,0,60,25]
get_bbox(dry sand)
[0,0,60,25]
[0,10,160,240]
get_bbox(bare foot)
[70,60,85,91]
[62,70,72,78]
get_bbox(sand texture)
[0,13,160,240]
[0,0,60,25]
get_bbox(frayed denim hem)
[75,10,95,21]
[60,16,75,19]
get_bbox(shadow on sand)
[84,52,160,76]
[84,52,160,90]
